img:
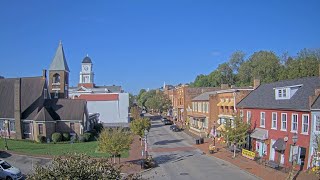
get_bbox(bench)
[266,160,279,169]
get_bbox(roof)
[49,42,70,72]
[237,76,320,111]
[69,85,122,93]
[0,77,46,119]
[82,56,92,63]
[312,95,320,110]
[250,128,268,140]
[76,94,119,101]
[50,99,87,120]
[34,107,54,121]
[192,91,217,101]
[192,88,253,101]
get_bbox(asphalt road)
[141,117,259,180]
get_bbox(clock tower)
[79,55,94,88]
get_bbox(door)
[270,139,275,161]
[299,147,307,170]
[280,153,285,164]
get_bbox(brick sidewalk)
[193,138,318,180]
[120,135,144,174]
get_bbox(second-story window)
[281,113,287,131]
[271,112,277,129]
[315,115,320,132]
[291,114,298,132]
[247,111,251,124]
[302,114,309,134]
[260,112,265,128]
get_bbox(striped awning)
[217,101,224,106]
[227,101,234,106]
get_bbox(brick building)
[237,76,320,170]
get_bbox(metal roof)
[49,42,70,72]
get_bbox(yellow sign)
[242,148,255,160]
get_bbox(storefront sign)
[242,148,255,160]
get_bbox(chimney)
[221,84,229,89]
[14,79,23,139]
[254,78,260,89]
[42,69,47,79]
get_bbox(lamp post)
[291,133,298,167]
[144,129,149,159]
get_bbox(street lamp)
[144,129,149,159]
[291,133,298,166]
[4,120,8,150]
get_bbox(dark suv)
[163,120,173,125]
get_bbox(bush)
[52,132,62,143]
[62,133,70,141]
[83,133,92,142]
[37,135,46,143]
[77,135,85,142]
[94,123,104,134]
[89,129,98,138]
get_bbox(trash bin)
[196,139,200,144]
[200,138,204,144]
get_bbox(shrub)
[77,135,85,142]
[37,135,46,143]
[94,123,104,134]
[62,133,70,141]
[52,132,62,143]
[83,133,92,142]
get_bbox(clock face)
[83,65,89,72]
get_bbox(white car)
[0,160,23,180]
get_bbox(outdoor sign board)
[242,148,255,160]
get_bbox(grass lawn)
[0,139,129,158]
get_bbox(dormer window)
[275,84,302,100]
[276,88,289,99]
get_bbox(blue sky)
[1,0,319,94]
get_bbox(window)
[9,121,15,132]
[195,102,198,112]
[281,113,287,131]
[38,124,44,135]
[315,115,320,132]
[198,102,202,112]
[0,120,4,131]
[302,115,309,134]
[44,88,48,99]
[54,91,58,98]
[291,114,298,132]
[275,88,290,99]
[23,122,31,138]
[203,118,208,128]
[247,111,251,124]
[240,110,243,118]
[260,112,265,128]
[192,102,195,112]
[53,73,60,83]
[206,102,209,113]
[272,112,277,129]
[70,122,75,133]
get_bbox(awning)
[217,101,224,106]
[250,128,268,140]
[217,124,226,131]
[227,101,234,106]
[272,138,286,151]
[221,101,229,106]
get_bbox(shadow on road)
[0,151,12,158]
[151,124,164,129]
[153,139,183,145]
[153,154,179,165]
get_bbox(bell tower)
[48,41,70,98]
[79,55,94,88]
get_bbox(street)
[141,117,259,180]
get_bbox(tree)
[98,128,133,163]
[130,105,140,120]
[229,51,245,73]
[130,118,151,145]
[144,91,171,113]
[28,153,123,180]
[221,117,250,158]
[129,93,135,108]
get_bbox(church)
[69,53,129,127]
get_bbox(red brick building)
[237,76,320,170]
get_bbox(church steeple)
[49,41,70,72]
[48,41,70,99]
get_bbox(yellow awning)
[217,101,224,106]
[221,101,229,106]
[217,124,226,131]
[227,101,234,106]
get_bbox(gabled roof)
[34,107,54,121]
[49,42,70,72]
[237,76,320,111]
[193,91,217,101]
[192,88,253,101]
[69,85,122,93]
[49,99,87,120]
[0,77,46,119]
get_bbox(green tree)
[28,153,123,180]
[221,117,250,158]
[144,91,171,113]
[129,93,135,108]
[130,118,151,145]
[229,51,245,73]
[98,128,133,163]
[130,105,140,120]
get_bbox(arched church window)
[53,73,60,83]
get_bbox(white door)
[280,154,285,164]
[269,139,275,161]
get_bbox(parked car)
[0,160,23,180]
[170,125,181,132]
[163,120,173,125]
[161,117,168,122]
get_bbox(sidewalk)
[193,137,318,180]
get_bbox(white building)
[69,56,129,127]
